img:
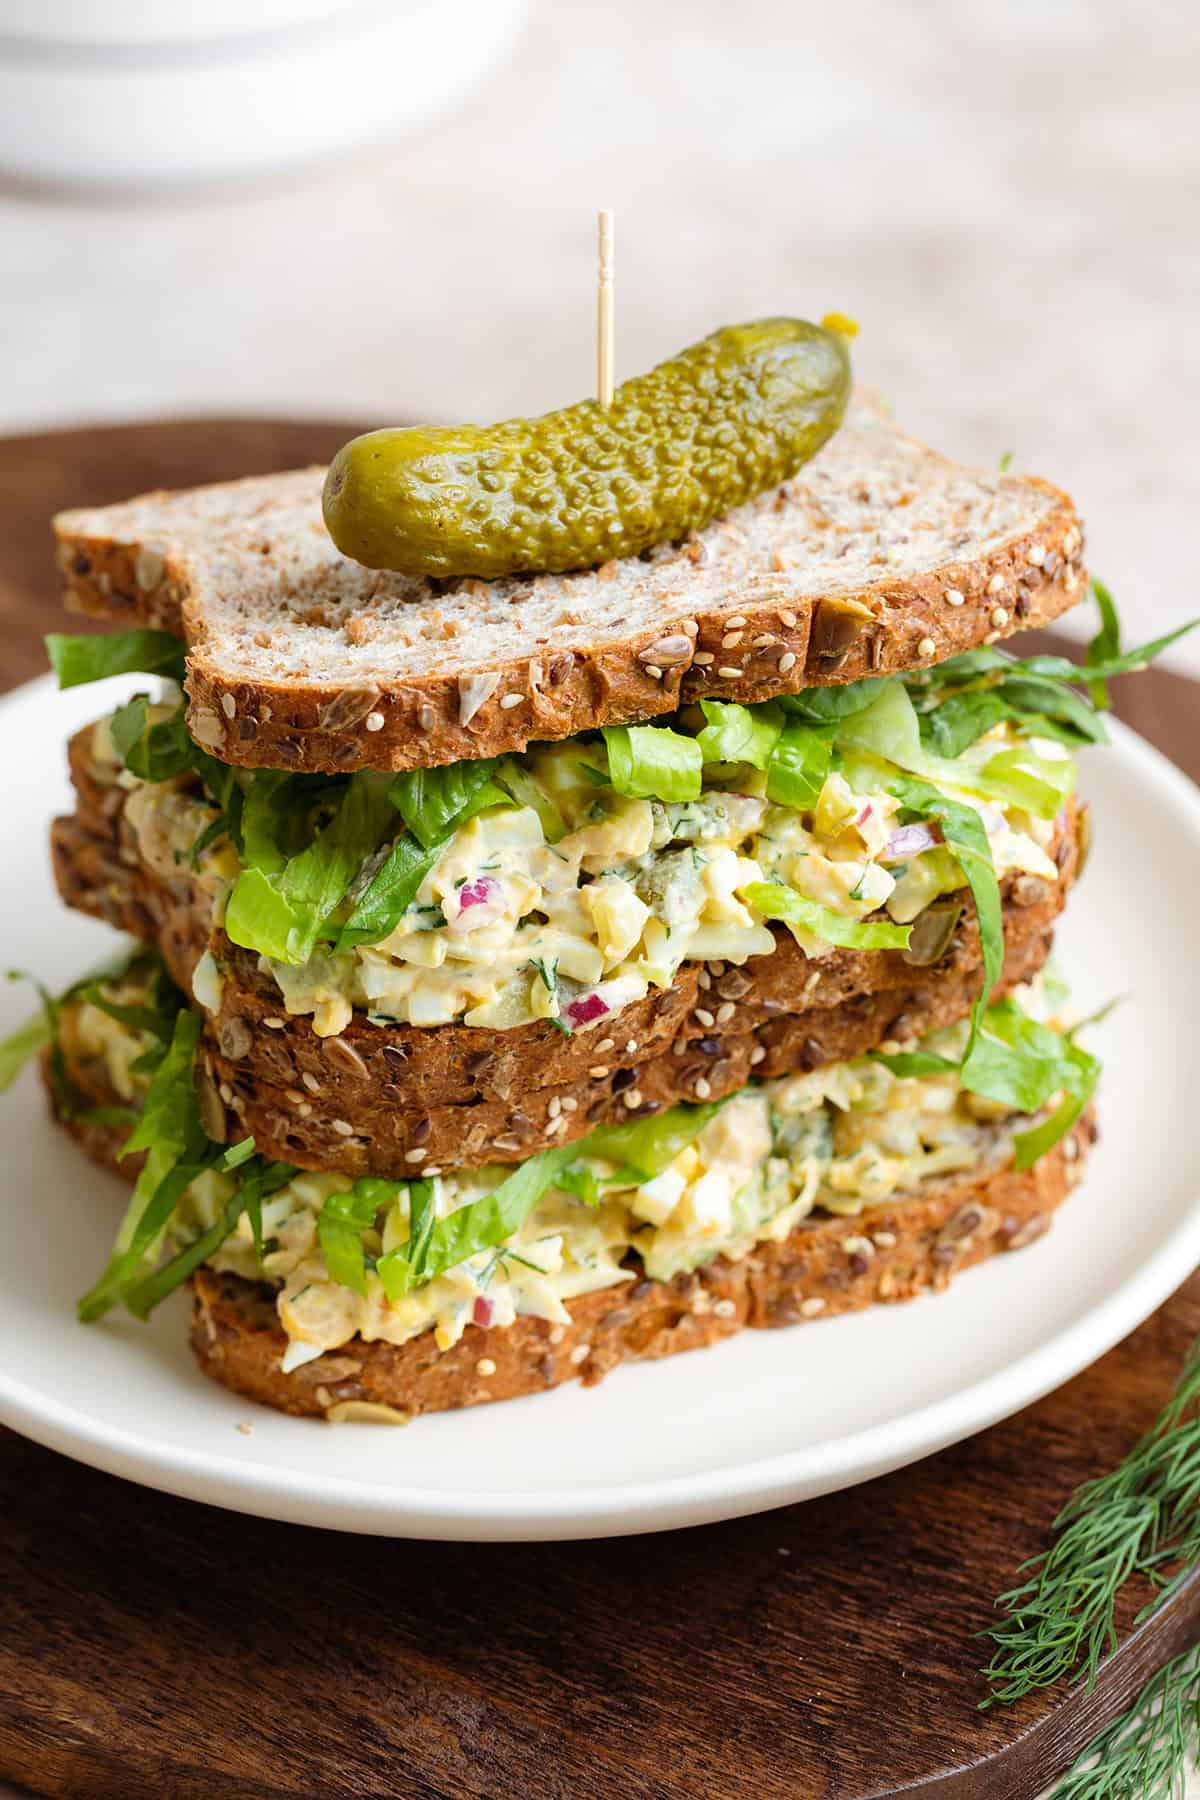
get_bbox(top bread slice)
[53,396,1086,776]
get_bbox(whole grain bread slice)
[53,397,1086,774]
[51,792,1081,1178]
[51,1077,1096,1421]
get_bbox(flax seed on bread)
[50,777,1084,1177]
[53,398,1086,775]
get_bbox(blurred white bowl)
[0,0,529,189]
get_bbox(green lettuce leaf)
[1037,619,1199,683]
[109,696,198,782]
[225,772,396,965]
[961,998,1102,1171]
[317,1180,388,1297]
[886,776,1002,1069]
[377,1145,579,1299]
[910,586,1197,758]
[583,1102,720,1182]
[746,882,912,951]
[1,948,149,1108]
[1012,1043,1099,1170]
[917,681,1105,758]
[602,724,702,802]
[335,837,444,952]
[339,773,513,953]
[917,689,1014,759]
[696,700,782,770]
[494,758,567,842]
[1085,577,1121,709]
[765,722,836,810]
[0,1006,51,1094]
[976,745,1075,818]
[779,677,884,724]
[358,1178,438,1296]
[839,681,1055,814]
[870,1048,959,1078]
[45,629,186,690]
[389,759,507,850]
[122,1157,293,1321]
[77,1007,210,1320]
[872,996,1101,1169]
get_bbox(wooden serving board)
[1,419,1198,1800]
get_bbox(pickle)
[322,318,851,579]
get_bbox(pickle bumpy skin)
[322,318,851,579]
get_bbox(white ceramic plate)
[0,673,1197,1540]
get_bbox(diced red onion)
[448,874,504,935]
[883,822,941,862]
[459,875,500,910]
[473,1296,494,1328]
[978,803,1007,836]
[566,992,610,1026]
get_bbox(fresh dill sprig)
[1051,1639,1200,1799]
[983,1341,1200,1704]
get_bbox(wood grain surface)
[1,419,1198,1800]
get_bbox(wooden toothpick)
[597,209,615,408]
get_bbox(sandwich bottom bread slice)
[47,950,1099,1421]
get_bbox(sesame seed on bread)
[50,755,1084,1177]
[50,1070,1096,1422]
[53,396,1086,775]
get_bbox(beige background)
[1,0,1198,669]
[0,4,1196,1793]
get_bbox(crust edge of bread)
[50,776,1085,1176]
[52,470,1086,774]
[51,1075,1096,1421]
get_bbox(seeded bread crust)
[51,788,1082,1176]
[52,399,1087,775]
[48,1079,1095,1419]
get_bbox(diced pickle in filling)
[69,967,1089,1366]
[85,675,1071,1039]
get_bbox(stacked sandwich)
[20,357,1180,1421]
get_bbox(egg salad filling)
[83,656,1078,1040]
[51,955,1099,1364]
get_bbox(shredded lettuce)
[336,773,511,953]
[0,1006,51,1094]
[77,1008,209,1320]
[317,1180,387,1297]
[874,996,1102,1167]
[839,681,1065,818]
[886,776,1002,1069]
[225,773,396,965]
[109,696,197,782]
[583,1102,720,1182]
[746,882,911,951]
[1085,577,1121,710]
[603,724,702,802]
[338,1106,721,1300]
[377,1147,579,1298]
[44,951,293,1323]
[335,838,443,952]
[0,950,146,1109]
[959,998,1101,1170]
[123,1157,293,1321]
[45,629,186,690]
[912,589,1198,758]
